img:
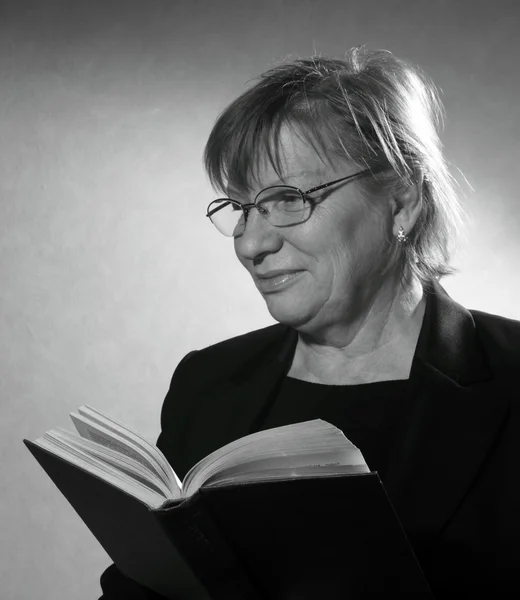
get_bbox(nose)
[234,206,283,261]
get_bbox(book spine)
[153,495,264,600]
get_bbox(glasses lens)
[207,188,308,236]
[207,199,245,237]
[256,187,307,226]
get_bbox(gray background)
[3,0,519,598]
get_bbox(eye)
[272,191,303,215]
[281,192,301,203]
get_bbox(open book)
[28,405,369,509]
[24,407,434,599]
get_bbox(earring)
[396,226,408,243]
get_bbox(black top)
[262,371,412,481]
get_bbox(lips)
[254,269,303,280]
[253,270,304,293]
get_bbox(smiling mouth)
[254,270,304,292]
[254,269,303,280]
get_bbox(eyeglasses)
[206,168,372,237]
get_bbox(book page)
[183,420,368,496]
[46,427,172,497]
[71,406,182,497]
[203,464,371,487]
[34,433,168,509]
[199,446,368,486]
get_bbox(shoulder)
[470,309,520,370]
[471,308,520,351]
[157,322,291,468]
[195,322,289,359]
[169,322,290,385]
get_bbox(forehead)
[226,125,335,197]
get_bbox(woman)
[100,47,520,598]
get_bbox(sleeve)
[156,350,199,463]
[97,350,199,599]
[98,563,167,599]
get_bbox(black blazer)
[100,281,520,599]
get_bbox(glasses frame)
[206,168,373,236]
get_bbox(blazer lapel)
[382,281,510,543]
[225,325,298,439]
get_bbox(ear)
[389,174,423,237]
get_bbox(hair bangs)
[287,101,360,170]
[204,91,290,196]
[205,99,346,196]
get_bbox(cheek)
[323,206,391,280]
[352,216,395,281]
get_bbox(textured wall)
[3,0,519,598]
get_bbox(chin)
[263,295,316,328]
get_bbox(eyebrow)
[226,170,323,197]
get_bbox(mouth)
[253,270,304,293]
[254,269,303,279]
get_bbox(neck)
[291,275,426,384]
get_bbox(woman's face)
[232,125,397,336]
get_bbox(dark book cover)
[24,439,434,599]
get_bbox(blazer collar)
[414,279,492,385]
